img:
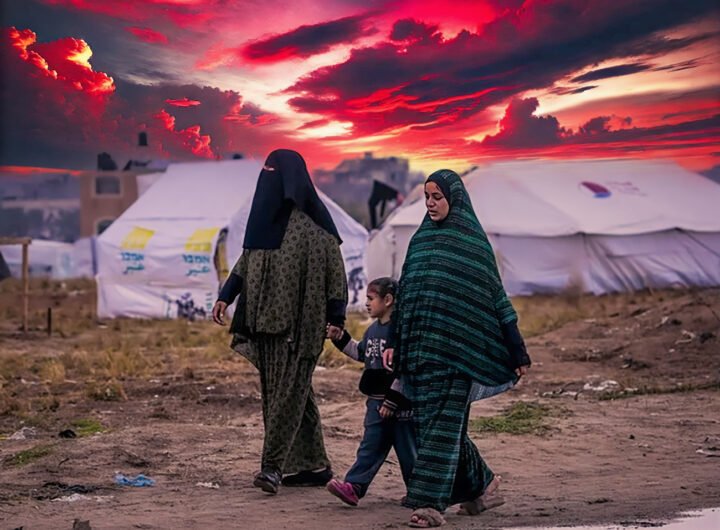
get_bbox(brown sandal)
[457,476,505,516]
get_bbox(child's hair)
[367,277,399,299]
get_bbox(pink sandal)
[326,478,360,506]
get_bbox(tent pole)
[22,241,29,334]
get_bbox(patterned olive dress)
[229,209,347,474]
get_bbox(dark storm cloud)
[286,0,719,135]
[571,63,652,83]
[241,14,377,63]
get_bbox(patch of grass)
[8,444,54,466]
[512,289,688,337]
[470,401,554,435]
[70,418,106,436]
[598,381,720,400]
[85,380,127,401]
[38,359,66,384]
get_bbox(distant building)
[79,133,168,237]
[315,152,412,193]
[0,133,169,240]
[78,169,141,237]
[315,152,421,228]
[0,168,81,241]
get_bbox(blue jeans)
[344,398,417,498]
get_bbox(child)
[325,277,416,507]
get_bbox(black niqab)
[243,149,342,249]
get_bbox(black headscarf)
[243,149,342,249]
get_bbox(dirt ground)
[0,281,719,529]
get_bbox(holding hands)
[326,324,344,340]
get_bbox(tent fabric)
[0,240,75,279]
[367,159,720,295]
[96,159,369,319]
[72,237,97,278]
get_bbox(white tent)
[71,236,97,278]
[367,159,720,295]
[0,240,75,279]
[96,159,368,319]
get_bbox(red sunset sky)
[1,0,719,174]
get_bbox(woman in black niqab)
[212,148,348,496]
[243,149,341,249]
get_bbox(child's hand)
[379,402,395,419]
[382,348,394,371]
[326,324,343,340]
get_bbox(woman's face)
[425,181,450,222]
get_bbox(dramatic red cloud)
[42,0,219,28]
[166,97,201,107]
[125,26,169,44]
[389,0,504,33]
[2,25,330,168]
[241,14,376,64]
[42,0,150,22]
[466,98,720,170]
[483,97,568,148]
[5,27,114,96]
[196,14,376,69]
[154,109,215,158]
[8,1,720,174]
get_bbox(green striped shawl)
[396,169,519,387]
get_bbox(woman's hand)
[382,348,394,371]
[212,301,228,326]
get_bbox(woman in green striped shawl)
[383,169,531,528]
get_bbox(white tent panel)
[97,158,369,318]
[476,160,720,236]
[72,237,96,278]
[0,240,75,279]
[367,159,720,296]
[97,281,216,320]
[136,172,164,196]
[584,231,720,292]
[492,235,587,296]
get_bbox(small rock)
[53,494,90,503]
[9,427,37,440]
[59,429,77,439]
[195,482,220,489]
[73,520,92,530]
[699,332,716,343]
[629,434,635,440]
[587,498,611,504]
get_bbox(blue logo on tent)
[580,181,611,198]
